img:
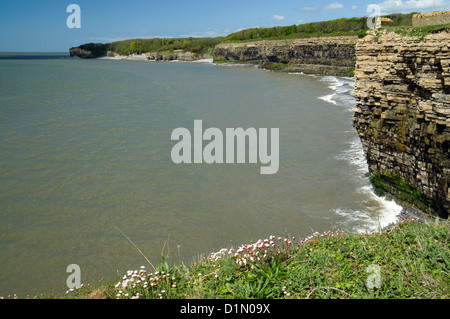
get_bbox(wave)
[318,94,337,105]
[318,76,356,111]
[213,62,253,67]
[321,75,404,233]
[287,72,304,75]
[334,136,403,233]
[191,58,213,63]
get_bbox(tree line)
[224,13,417,41]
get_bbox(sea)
[0,52,403,297]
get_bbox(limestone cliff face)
[213,36,357,75]
[352,29,449,217]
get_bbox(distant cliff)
[352,28,449,218]
[213,36,358,76]
[69,43,109,58]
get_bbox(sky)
[0,0,448,52]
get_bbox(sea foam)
[321,75,403,233]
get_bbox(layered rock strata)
[352,29,449,218]
[213,36,357,75]
[412,11,450,27]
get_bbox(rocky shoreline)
[70,36,358,76]
[213,36,357,77]
[103,51,201,62]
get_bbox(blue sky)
[0,0,448,52]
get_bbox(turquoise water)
[0,54,402,297]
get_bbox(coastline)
[95,53,355,77]
[2,52,447,300]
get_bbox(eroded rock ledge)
[352,29,449,218]
[213,36,358,76]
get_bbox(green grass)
[28,217,449,299]
[377,24,450,40]
[212,58,250,64]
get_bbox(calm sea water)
[0,53,402,297]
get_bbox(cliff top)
[413,10,450,18]
[368,23,450,41]
[215,35,359,49]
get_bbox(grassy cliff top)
[22,217,449,300]
[378,23,450,39]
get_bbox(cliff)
[352,28,449,218]
[69,43,109,58]
[412,11,450,27]
[213,36,358,76]
[104,50,199,61]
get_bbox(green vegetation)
[70,37,224,58]
[108,37,224,56]
[26,218,449,299]
[377,23,450,40]
[76,43,109,56]
[223,13,417,42]
[370,171,438,215]
[225,18,368,42]
[211,58,247,64]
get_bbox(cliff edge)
[213,36,357,76]
[352,28,449,218]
